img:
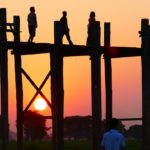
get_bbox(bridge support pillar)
[51,21,64,150]
[104,22,112,129]
[0,8,9,150]
[90,21,102,150]
[141,19,150,150]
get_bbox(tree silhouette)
[125,125,142,139]
[64,116,93,139]
[23,110,49,141]
[64,116,126,140]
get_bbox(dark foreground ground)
[0,139,141,150]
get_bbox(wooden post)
[90,21,102,150]
[141,19,150,150]
[0,8,9,150]
[104,23,112,129]
[13,16,23,150]
[54,21,62,44]
[50,21,64,150]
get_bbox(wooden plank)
[9,42,93,56]
[23,115,52,120]
[6,29,13,32]
[118,118,142,121]
[6,23,14,26]
[106,46,141,58]
[9,41,141,57]
[0,8,9,150]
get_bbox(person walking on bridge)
[86,11,96,46]
[27,6,37,43]
[60,11,73,45]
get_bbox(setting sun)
[34,98,47,111]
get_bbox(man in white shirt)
[101,118,125,150]
[27,7,37,42]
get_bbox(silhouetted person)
[86,11,96,46]
[60,11,73,45]
[101,118,125,150]
[27,7,37,43]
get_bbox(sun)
[34,98,47,111]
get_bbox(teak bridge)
[0,8,150,150]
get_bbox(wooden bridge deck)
[8,41,142,58]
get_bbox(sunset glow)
[1,0,146,132]
[34,98,47,111]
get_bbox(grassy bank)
[1,139,142,150]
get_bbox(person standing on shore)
[101,118,125,150]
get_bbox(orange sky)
[1,0,149,131]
